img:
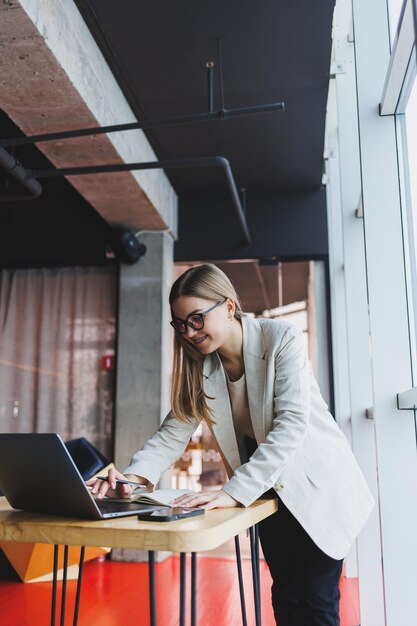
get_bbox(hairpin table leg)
[249,526,262,626]
[50,545,59,626]
[191,552,197,626]
[180,552,187,626]
[72,546,85,626]
[234,535,248,626]
[59,546,69,626]
[255,524,261,598]
[148,551,156,626]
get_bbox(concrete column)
[112,231,174,563]
[114,231,174,472]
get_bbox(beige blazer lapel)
[203,353,241,474]
[202,316,267,473]
[241,316,267,444]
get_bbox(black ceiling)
[0,1,335,269]
[75,0,335,259]
[77,0,334,192]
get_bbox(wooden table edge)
[0,496,278,553]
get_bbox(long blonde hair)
[169,264,243,425]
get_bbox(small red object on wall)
[101,355,115,370]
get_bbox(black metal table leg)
[234,535,248,626]
[191,552,197,626]
[249,526,262,626]
[72,546,85,626]
[51,545,59,626]
[180,552,187,626]
[148,551,157,626]
[59,546,69,626]
[255,524,261,600]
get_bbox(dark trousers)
[258,495,344,626]
[242,437,343,625]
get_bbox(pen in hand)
[96,477,146,488]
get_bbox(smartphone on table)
[137,507,205,522]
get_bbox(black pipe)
[0,146,42,201]
[0,102,285,148]
[217,39,226,111]
[217,157,251,244]
[206,62,215,113]
[240,187,247,215]
[28,155,252,245]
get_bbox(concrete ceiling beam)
[0,0,177,235]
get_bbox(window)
[396,76,417,376]
[388,0,406,43]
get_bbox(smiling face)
[171,295,235,355]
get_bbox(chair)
[65,436,110,480]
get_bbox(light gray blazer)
[125,315,375,560]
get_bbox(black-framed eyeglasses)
[170,299,226,334]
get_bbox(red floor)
[0,554,360,626]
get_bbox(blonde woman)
[89,263,374,625]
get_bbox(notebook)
[0,433,168,520]
[109,487,194,505]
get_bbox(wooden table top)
[0,497,277,553]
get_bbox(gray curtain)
[0,266,117,459]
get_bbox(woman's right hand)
[86,467,145,499]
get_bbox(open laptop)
[0,433,166,519]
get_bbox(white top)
[225,372,255,462]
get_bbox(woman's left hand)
[170,489,240,510]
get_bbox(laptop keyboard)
[96,499,146,514]
[95,498,164,515]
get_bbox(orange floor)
[0,553,360,626]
